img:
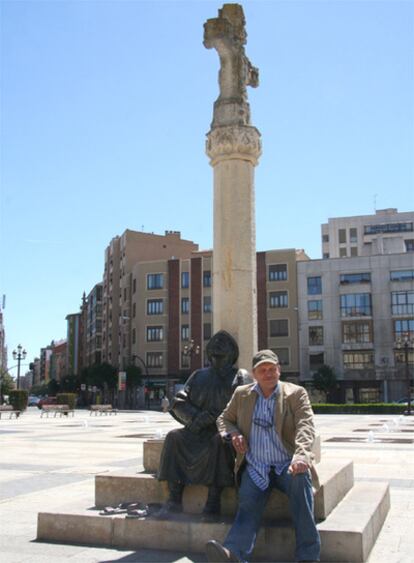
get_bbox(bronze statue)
[157,330,251,517]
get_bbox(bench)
[0,405,21,419]
[40,405,74,418]
[89,404,117,416]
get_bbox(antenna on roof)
[373,193,377,212]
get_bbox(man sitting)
[206,349,320,562]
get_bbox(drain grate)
[326,436,413,444]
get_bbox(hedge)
[9,390,28,411]
[311,403,407,414]
[57,393,77,410]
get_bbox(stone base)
[37,482,390,562]
[95,458,353,521]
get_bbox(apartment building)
[297,253,414,402]
[86,283,103,366]
[120,248,306,396]
[102,230,198,368]
[49,340,67,382]
[66,313,82,376]
[321,208,414,259]
[39,345,53,383]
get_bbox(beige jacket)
[217,381,320,489]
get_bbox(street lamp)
[183,338,200,358]
[395,334,413,416]
[12,344,27,390]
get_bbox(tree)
[60,375,79,393]
[313,365,337,402]
[1,370,15,401]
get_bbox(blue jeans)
[224,467,320,562]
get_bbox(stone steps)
[37,481,390,562]
[95,458,354,521]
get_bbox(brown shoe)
[206,540,240,562]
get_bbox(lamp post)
[395,334,413,416]
[183,338,200,370]
[12,344,27,390]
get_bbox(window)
[147,352,163,368]
[181,297,189,314]
[132,302,136,318]
[181,271,189,288]
[350,247,358,257]
[203,270,211,287]
[339,248,347,257]
[147,299,163,315]
[181,324,189,341]
[322,234,329,243]
[269,291,288,308]
[340,273,371,284]
[146,326,164,342]
[343,351,374,369]
[390,270,414,282]
[323,253,330,259]
[364,222,413,235]
[309,353,324,371]
[405,240,414,252]
[394,319,414,340]
[339,229,347,244]
[181,352,190,368]
[307,276,322,295]
[203,295,212,313]
[132,278,136,294]
[309,326,323,346]
[147,273,164,290]
[204,323,212,341]
[132,328,136,345]
[269,264,287,281]
[395,349,414,365]
[123,287,127,301]
[350,228,358,243]
[270,319,289,337]
[273,348,289,366]
[342,321,373,343]
[340,293,372,317]
[391,291,414,316]
[308,300,323,320]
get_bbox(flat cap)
[252,349,279,369]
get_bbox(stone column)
[206,125,261,370]
[204,4,261,369]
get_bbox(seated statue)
[157,330,251,517]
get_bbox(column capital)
[206,125,262,166]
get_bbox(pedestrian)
[161,396,170,413]
[206,349,320,563]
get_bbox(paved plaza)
[0,408,413,562]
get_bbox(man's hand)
[231,432,248,454]
[288,460,309,475]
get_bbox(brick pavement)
[0,408,413,562]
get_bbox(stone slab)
[143,434,321,473]
[95,458,353,520]
[37,481,389,561]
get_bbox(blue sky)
[1,0,413,370]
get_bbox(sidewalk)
[1,408,413,562]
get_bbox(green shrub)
[9,390,28,411]
[312,403,406,414]
[57,393,77,410]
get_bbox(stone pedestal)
[206,125,261,369]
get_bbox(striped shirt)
[246,383,291,491]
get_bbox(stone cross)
[204,3,259,128]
